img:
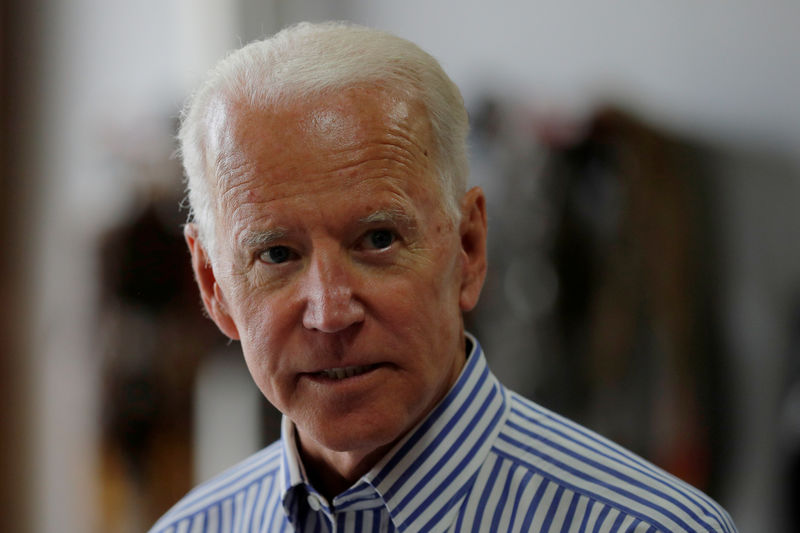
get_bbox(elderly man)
[150,22,735,533]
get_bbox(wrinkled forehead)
[202,86,438,193]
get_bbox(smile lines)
[316,364,378,380]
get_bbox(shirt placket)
[305,494,385,533]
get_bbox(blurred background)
[2,0,799,531]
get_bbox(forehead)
[212,88,434,177]
[205,87,442,225]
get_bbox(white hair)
[178,21,470,256]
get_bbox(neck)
[296,434,394,500]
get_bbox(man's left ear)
[458,186,488,311]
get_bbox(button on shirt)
[149,335,737,532]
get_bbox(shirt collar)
[279,334,509,531]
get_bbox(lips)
[315,363,379,380]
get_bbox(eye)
[365,229,396,250]
[259,245,294,264]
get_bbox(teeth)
[319,364,374,380]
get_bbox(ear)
[184,223,241,340]
[458,186,488,312]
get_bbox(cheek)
[228,292,292,380]
[382,259,462,334]
[424,241,463,302]
[225,272,292,336]
[237,326,291,408]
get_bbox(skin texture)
[186,86,488,499]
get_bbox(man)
[150,22,736,532]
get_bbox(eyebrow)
[239,227,289,249]
[359,207,415,228]
[236,207,416,250]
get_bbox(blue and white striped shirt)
[149,336,736,532]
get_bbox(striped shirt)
[149,335,737,532]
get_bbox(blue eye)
[368,229,395,249]
[261,246,292,264]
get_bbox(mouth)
[312,363,380,380]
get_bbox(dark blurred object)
[103,203,194,311]
[546,109,730,493]
[0,1,38,531]
[469,101,731,496]
[97,190,226,530]
[779,300,800,532]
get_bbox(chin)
[303,415,406,455]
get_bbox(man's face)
[188,87,486,463]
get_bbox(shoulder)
[491,391,737,533]
[147,441,284,533]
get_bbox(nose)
[301,248,365,333]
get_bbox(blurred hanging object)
[546,108,729,492]
[97,183,227,531]
[469,100,731,496]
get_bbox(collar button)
[307,493,323,512]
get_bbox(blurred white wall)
[348,0,800,163]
